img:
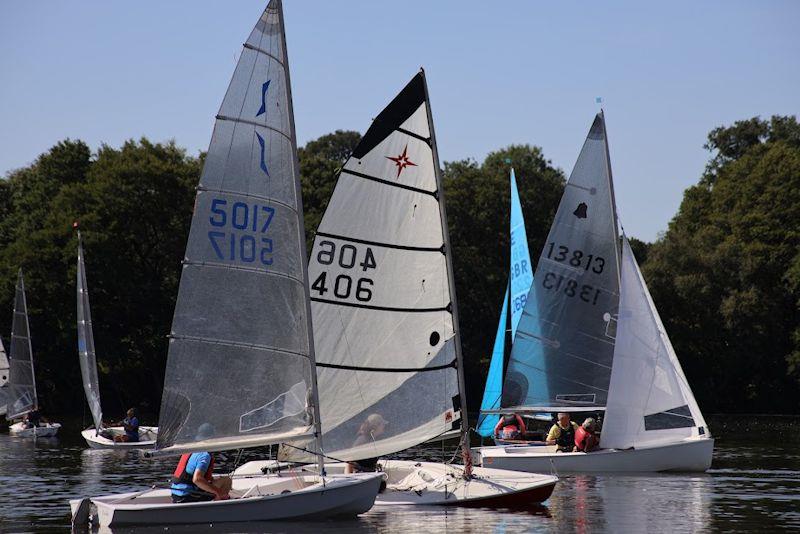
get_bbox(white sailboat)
[69,0,381,527]
[0,336,9,417]
[234,72,558,505]
[474,113,713,472]
[76,229,158,448]
[7,270,61,437]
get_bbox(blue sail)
[476,283,509,437]
[509,169,534,337]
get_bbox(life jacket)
[555,422,576,450]
[575,426,599,452]
[171,453,214,485]
[501,414,521,432]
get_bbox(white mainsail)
[7,269,38,420]
[502,112,621,411]
[0,336,8,416]
[282,72,463,463]
[600,236,708,449]
[154,0,320,455]
[77,231,104,432]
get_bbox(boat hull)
[70,472,382,527]
[475,436,714,473]
[9,421,61,437]
[234,460,557,507]
[81,427,158,449]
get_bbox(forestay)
[7,270,38,420]
[502,113,621,410]
[155,0,317,454]
[600,237,708,449]
[282,72,461,463]
[77,231,103,432]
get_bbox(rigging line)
[316,359,457,373]
[341,168,438,198]
[169,334,311,360]
[314,232,443,253]
[333,307,372,442]
[310,298,449,314]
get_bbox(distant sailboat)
[0,336,9,417]
[236,72,558,505]
[75,229,158,448]
[69,1,381,527]
[475,113,713,472]
[7,270,61,437]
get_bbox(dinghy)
[69,1,381,527]
[475,113,713,472]
[76,229,159,448]
[0,336,9,417]
[7,270,61,437]
[236,71,557,506]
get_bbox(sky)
[1,1,798,241]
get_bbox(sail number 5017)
[312,241,376,302]
[207,198,274,265]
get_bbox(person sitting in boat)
[113,408,140,443]
[546,412,579,452]
[493,413,527,440]
[24,407,43,429]
[345,413,388,473]
[170,423,232,503]
[575,417,600,452]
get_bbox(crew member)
[546,412,579,452]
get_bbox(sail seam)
[310,297,449,313]
[170,334,311,359]
[396,127,431,146]
[215,115,291,142]
[341,169,438,198]
[314,231,443,253]
[242,42,286,68]
[182,260,306,286]
[196,186,297,214]
[316,359,457,373]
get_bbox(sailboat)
[7,270,61,437]
[234,72,558,506]
[474,113,714,472]
[0,336,8,417]
[76,229,158,448]
[69,1,382,527]
[477,169,551,444]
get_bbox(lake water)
[1,415,798,533]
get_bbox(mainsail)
[7,269,38,420]
[77,230,104,432]
[283,71,463,463]
[502,112,621,410]
[600,237,708,449]
[155,0,319,455]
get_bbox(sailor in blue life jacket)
[493,413,527,440]
[170,423,232,503]
[113,408,140,442]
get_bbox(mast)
[420,68,472,474]
[278,0,325,476]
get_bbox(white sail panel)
[0,336,8,388]
[282,73,460,463]
[503,113,621,410]
[600,237,708,449]
[7,270,37,420]
[155,1,315,453]
[77,232,103,431]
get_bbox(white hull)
[9,421,61,437]
[70,472,382,527]
[475,436,714,473]
[234,460,557,506]
[81,427,158,449]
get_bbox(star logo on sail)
[386,145,417,178]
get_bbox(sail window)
[429,332,440,346]
[643,404,694,430]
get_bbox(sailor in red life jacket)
[170,423,233,503]
[575,417,600,452]
[493,413,527,440]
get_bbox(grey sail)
[155,0,318,454]
[502,113,621,410]
[77,231,104,432]
[0,336,8,416]
[7,269,38,420]
[281,72,462,463]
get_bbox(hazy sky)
[1,1,797,241]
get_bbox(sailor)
[575,417,600,452]
[170,423,232,503]
[546,412,579,452]
[113,408,140,442]
[345,413,388,473]
[493,413,527,440]
[24,407,42,429]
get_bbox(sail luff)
[600,110,622,285]
[77,231,104,432]
[276,0,325,474]
[420,68,470,451]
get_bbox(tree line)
[0,116,798,420]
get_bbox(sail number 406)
[312,240,376,302]
[207,198,274,265]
